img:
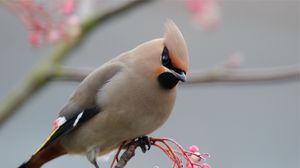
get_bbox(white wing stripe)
[73,112,84,127]
[55,117,67,127]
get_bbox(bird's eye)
[161,47,170,66]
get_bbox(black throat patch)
[158,72,179,89]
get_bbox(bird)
[19,20,189,168]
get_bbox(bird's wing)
[35,62,123,153]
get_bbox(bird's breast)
[97,69,177,135]
[61,69,177,154]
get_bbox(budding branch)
[110,137,210,168]
[0,0,153,128]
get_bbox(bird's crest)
[164,20,189,72]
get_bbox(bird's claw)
[92,160,99,168]
[136,136,151,153]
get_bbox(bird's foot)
[136,136,152,153]
[91,159,100,168]
[86,148,100,168]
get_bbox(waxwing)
[19,20,189,168]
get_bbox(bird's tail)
[18,162,29,168]
[18,141,67,168]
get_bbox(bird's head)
[130,20,189,90]
[155,20,189,89]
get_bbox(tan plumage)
[19,20,189,168]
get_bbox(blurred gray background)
[0,0,299,168]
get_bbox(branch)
[110,137,210,168]
[113,141,139,168]
[0,0,154,128]
[50,66,92,81]
[185,65,300,84]
[51,65,300,84]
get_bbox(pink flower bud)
[29,30,41,47]
[186,0,207,13]
[185,0,221,31]
[47,29,61,43]
[62,0,75,14]
[201,163,211,168]
[189,145,200,153]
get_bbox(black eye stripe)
[161,47,184,74]
[161,47,170,66]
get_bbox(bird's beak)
[156,66,187,82]
[170,70,186,82]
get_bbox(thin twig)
[50,66,92,81]
[114,141,140,168]
[51,65,300,84]
[110,141,126,168]
[186,65,300,84]
[0,0,154,128]
[111,137,210,168]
